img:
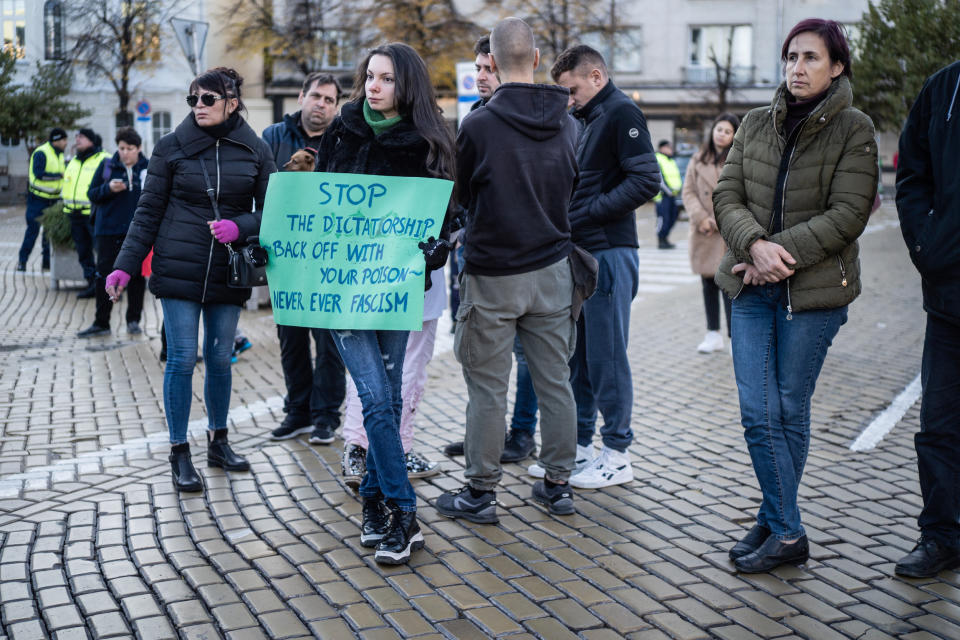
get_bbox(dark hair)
[115,127,142,148]
[699,113,740,165]
[781,19,852,79]
[189,67,246,114]
[351,43,455,182]
[657,139,671,149]
[474,34,490,56]
[550,44,607,82]
[302,72,342,99]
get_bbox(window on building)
[319,29,355,69]
[152,111,172,143]
[579,27,643,73]
[687,24,753,84]
[1,134,20,147]
[0,0,26,59]
[44,0,64,60]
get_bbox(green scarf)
[363,100,403,136]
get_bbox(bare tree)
[221,0,353,79]
[706,27,736,113]
[66,0,185,126]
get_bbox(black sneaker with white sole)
[374,505,424,565]
[270,417,312,441]
[532,480,575,515]
[308,423,336,444]
[360,497,390,548]
[435,485,498,524]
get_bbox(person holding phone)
[77,127,149,338]
[105,67,276,493]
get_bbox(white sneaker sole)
[270,425,312,441]
[569,470,634,489]
[374,531,424,565]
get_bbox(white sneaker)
[569,446,633,489]
[527,444,593,479]
[697,330,724,353]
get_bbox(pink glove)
[105,270,131,302]
[209,219,240,244]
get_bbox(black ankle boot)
[374,504,424,565]
[360,496,390,548]
[501,429,536,462]
[169,443,203,492]
[207,429,250,471]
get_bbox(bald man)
[436,17,580,524]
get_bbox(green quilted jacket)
[713,76,878,312]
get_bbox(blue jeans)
[571,247,639,452]
[732,283,847,541]
[511,336,538,435]
[18,193,51,265]
[160,298,241,445]
[331,329,415,511]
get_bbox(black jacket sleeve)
[586,105,660,224]
[114,140,174,275]
[87,158,115,205]
[896,75,938,275]
[33,151,63,180]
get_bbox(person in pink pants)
[341,268,445,487]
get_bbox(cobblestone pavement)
[0,200,954,640]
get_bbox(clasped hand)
[733,239,796,286]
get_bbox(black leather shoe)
[207,429,250,471]
[76,279,96,299]
[729,523,772,560]
[169,444,203,492]
[77,324,110,338]
[734,534,809,573]
[374,504,424,565]
[360,496,390,548]
[501,429,536,463]
[443,441,464,456]
[16,262,26,272]
[895,537,960,578]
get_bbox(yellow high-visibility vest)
[62,151,109,215]
[654,152,683,203]
[28,142,66,199]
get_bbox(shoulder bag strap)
[199,157,235,254]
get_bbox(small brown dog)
[283,147,317,172]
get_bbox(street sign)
[136,100,151,116]
[170,18,209,77]
[456,61,479,126]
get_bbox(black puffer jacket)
[315,101,430,178]
[114,113,276,305]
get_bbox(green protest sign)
[259,172,452,331]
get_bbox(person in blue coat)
[77,127,149,337]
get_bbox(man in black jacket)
[894,59,960,579]
[550,45,660,489]
[261,72,346,445]
[435,17,579,524]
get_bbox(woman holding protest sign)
[106,67,276,493]
[315,42,455,565]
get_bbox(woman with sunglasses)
[106,67,276,492]
[315,43,455,565]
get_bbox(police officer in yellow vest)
[17,128,68,272]
[654,140,683,249]
[63,128,109,298]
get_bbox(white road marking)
[850,373,922,452]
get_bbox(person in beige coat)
[682,112,740,353]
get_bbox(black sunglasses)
[186,93,226,108]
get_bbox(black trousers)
[277,324,345,427]
[68,211,96,280]
[702,276,732,335]
[94,234,145,328]
[917,313,960,547]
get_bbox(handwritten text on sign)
[259,172,452,331]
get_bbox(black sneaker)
[532,480,575,515]
[360,497,390,548]
[308,424,336,444]
[405,451,440,478]
[270,417,312,440]
[77,324,110,338]
[374,505,424,565]
[41,259,49,271]
[16,262,25,272]
[435,485,498,524]
[501,429,536,463]
[657,238,676,249]
[895,537,960,578]
[126,321,142,335]
[443,441,464,456]
[342,443,366,489]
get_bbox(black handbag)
[199,159,267,288]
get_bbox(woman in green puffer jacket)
[713,19,878,574]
